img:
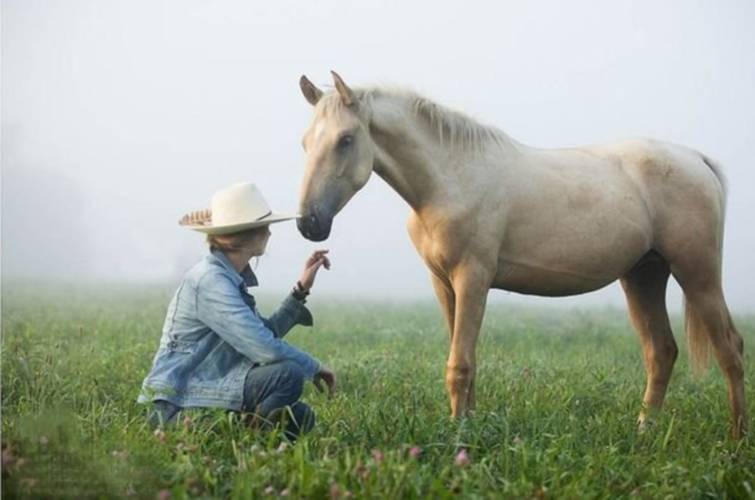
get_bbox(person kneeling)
[137,182,335,440]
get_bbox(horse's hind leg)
[677,274,746,438]
[620,252,678,430]
[662,227,746,438]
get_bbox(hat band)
[214,210,272,226]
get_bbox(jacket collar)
[208,249,259,288]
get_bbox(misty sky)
[2,1,754,311]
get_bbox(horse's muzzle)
[297,213,332,242]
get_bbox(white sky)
[2,0,754,311]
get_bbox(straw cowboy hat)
[179,182,297,235]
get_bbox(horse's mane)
[322,86,512,151]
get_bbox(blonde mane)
[321,86,512,151]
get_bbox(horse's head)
[297,71,375,241]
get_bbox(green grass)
[2,285,753,498]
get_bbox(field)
[2,285,754,498]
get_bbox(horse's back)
[592,138,723,204]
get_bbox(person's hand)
[313,365,336,397]
[298,250,331,291]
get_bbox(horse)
[295,71,746,438]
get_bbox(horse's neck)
[370,121,439,212]
[368,100,451,211]
[368,94,513,213]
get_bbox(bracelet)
[292,281,310,301]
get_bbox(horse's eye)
[337,135,354,150]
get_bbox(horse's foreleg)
[446,263,489,418]
[620,255,676,430]
[431,273,456,342]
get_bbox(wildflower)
[355,462,370,480]
[329,483,340,498]
[534,485,548,499]
[409,446,422,459]
[276,441,289,453]
[153,429,167,443]
[157,489,171,500]
[264,485,275,495]
[371,449,384,464]
[329,483,352,498]
[38,436,49,446]
[2,446,15,469]
[280,488,290,496]
[187,477,201,496]
[20,477,38,489]
[454,449,470,467]
[182,415,192,430]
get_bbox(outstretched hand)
[299,249,331,291]
[313,365,336,397]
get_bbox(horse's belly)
[494,193,652,296]
[492,260,619,296]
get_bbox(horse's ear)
[331,70,358,109]
[300,75,323,106]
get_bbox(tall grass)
[2,285,753,498]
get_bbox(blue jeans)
[148,360,315,440]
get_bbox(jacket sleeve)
[195,272,320,379]
[261,293,313,338]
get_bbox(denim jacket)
[137,250,320,411]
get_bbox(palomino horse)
[296,72,746,438]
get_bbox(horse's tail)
[684,298,711,375]
[700,153,728,217]
[684,153,728,375]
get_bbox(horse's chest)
[406,213,471,276]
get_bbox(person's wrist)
[292,281,310,301]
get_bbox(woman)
[138,182,335,439]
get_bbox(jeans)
[148,360,315,440]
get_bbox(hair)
[320,86,511,151]
[207,226,269,253]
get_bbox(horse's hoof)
[636,415,653,434]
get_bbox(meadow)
[1,285,753,499]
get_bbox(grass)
[1,284,753,498]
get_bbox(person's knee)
[273,360,305,405]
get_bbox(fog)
[3,1,754,311]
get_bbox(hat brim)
[185,212,298,235]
